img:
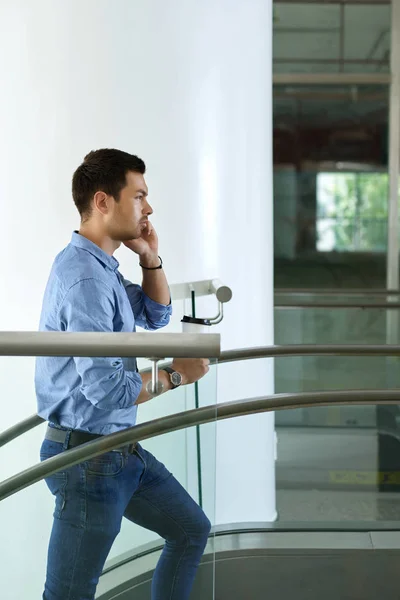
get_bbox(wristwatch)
[163,367,183,389]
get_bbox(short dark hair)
[72,148,146,218]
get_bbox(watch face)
[171,371,183,387]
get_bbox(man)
[35,148,211,600]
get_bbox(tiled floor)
[277,488,400,522]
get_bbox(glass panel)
[276,401,400,525]
[109,365,218,563]
[273,2,391,74]
[0,347,217,599]
[99,287,218,595]
[272,296,400,525]
[273,3,341,73]
[274,83,389,286]
[274,302,400,428]
[344,4,391,74]
[0,355,49,599]
[274,297,400,344]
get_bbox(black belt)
[45,426,137,453]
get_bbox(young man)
[35,148,211,600]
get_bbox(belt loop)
[62,430,72,451]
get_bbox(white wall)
[0,1,274,597]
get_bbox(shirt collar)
[70,232,120,271]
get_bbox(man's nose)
[144,200,153,216]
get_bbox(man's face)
[107,171,153,241]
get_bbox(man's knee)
[200,512,212,537]
[191,510,211,547]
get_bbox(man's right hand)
[171,358,210,386]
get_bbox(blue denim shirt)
[35,232,172,434]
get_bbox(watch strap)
[163,366,182,389]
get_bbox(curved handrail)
[0,414,44,447]
[1,388,400,503]
[217,344,400,363]
[275,302,400,309]
[3,343,400,448]
[275,288,400,296]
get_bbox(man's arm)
[60,278,209,408]
[136,358,210,405]
[123,221,172,329]
[139,254,170,306]
[120,220,210,394]
[121,276,172,331]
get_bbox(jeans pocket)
[85,451,126,477]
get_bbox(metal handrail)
[275,302,400,309]
[0,414,44,447]
[274,288,400,308]
[1,389,400,502]
[3,344,400,448]
[0,332,220,358]
[275,289,400,296]
[217,344,400,363]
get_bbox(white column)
[0,1,274,596]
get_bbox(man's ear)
[93,191,110,215]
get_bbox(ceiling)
[273,1,391,74]
[273,1,391,162]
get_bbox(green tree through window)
[317,173,389,252]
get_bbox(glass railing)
[95,390,400,600]
[274,291,400,530]
[274,292,400,429]
[275,401,400,526]
[106,367,218,575]
[4,338,400,598]
[3,386,400,600]
[0,332,219,600]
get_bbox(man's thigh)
[123,445,211,542]
[42,447,135,599]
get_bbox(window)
[317,172,388,252]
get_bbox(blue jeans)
[40,434,211,600]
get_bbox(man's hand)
[123,221,159,266]
[171,358,210,386]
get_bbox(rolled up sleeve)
[122,277,172,330]
[58,278,142,410]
